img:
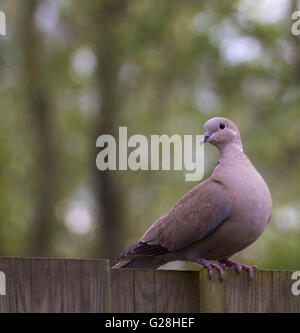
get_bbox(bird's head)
[201,117,243,150]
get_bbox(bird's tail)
[112,256,169,270]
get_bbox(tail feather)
[112,256,169,270]
[112,259,133,269]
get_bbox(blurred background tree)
[0,0,300,269]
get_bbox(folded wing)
[117,179,230,260]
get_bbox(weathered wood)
[0,257,110,313]
[198,268,300,313]
[261,270,273,312]
[0,257,300,313]
[272,270,300,313]
[110,269,199,313]
[134,270,155,313]
[154,270,199,313]
[199,267,225,312]
[110,269,135,313]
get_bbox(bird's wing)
[117,179,230,260]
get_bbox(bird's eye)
[219,123,225,129]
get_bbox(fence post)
[0,257,110,313]
[0,257,299,313]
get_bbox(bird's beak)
[200,134,210,145]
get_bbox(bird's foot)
[194,257,224,281]
[219,259,258,281]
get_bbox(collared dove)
[113,117,272,280]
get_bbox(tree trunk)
[291,0,300,81]
[92,0,128,260]
[20,0,57,256]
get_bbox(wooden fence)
[0,257,299,313]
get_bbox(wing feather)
[117,179,230,260]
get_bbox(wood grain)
[199,268,300,313]
[110,268,135,313]
[154,270,199,313]
[272,270,300,313]
[0,257,110,313]
[134,270,155,313]
[0,257,299,313]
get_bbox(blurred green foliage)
[0,0,300,269]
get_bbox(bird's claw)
[207,263,224,281]
[220,259,258,281]
[194,257,224,282]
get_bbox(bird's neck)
[219,142,244,161]
[212,143,248,182]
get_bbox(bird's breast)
[213,159,272,240]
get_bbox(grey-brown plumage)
[113,117,272,280]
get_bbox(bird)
[112,117,272,281]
